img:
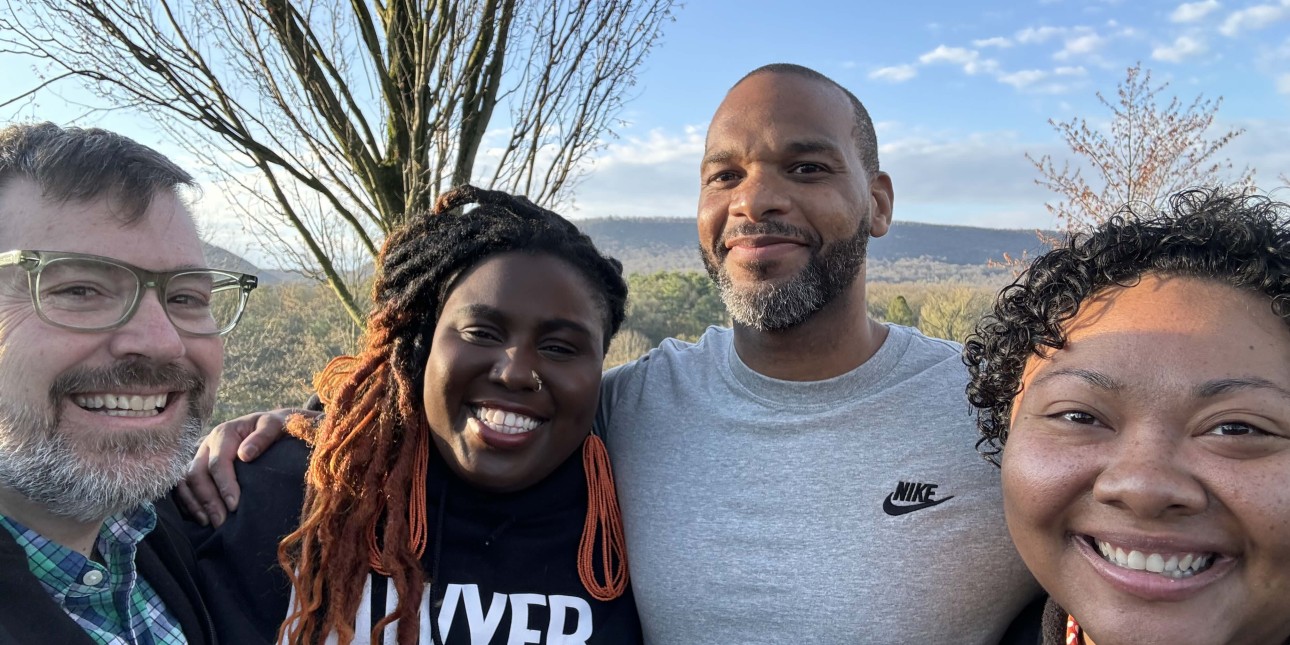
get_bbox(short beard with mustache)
[0,360,210,523]
[702,218,870,332]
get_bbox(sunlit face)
[1002,275,1290,645]
[0,178,222,522]
[422,252,607,493]
[697,71,892,331]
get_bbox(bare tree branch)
[3,0,677,324]
[1027,63,1254,235]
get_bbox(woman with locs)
[185,186,639,645]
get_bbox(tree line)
[215,270,1000,424]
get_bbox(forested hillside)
[208,219,1045,422]
[576,218,1049,282]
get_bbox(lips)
[1091,537,1216,579]
[724,234,808,250]
[1074,533,1235,602]
[722,235,809,264]
[468,405,547,450]
[73,392,170,417]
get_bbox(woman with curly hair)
[966,188,1290,645]
[187,186,639,645]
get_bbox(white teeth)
[472,407,541,435]
[1145,553,1165,573]
[1126,550,1146,570]
[1094,539,1215,579]
[74,393,168,414]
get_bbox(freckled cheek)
[1001,437,1091,528]
[1229,464,1290,557]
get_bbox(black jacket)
[997,594,1063,645]
[188,436,642,645]
[0,500,216,645]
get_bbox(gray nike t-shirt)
[598,323,1038,644]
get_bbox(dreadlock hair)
[964,188,1290,466]
[277,185,629,645]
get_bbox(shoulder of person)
[604,325,730,383]
[883,323,970,379]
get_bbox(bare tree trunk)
[2,0,676,325]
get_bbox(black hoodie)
[187,436,642,645]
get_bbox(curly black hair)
[964,188,1290,465]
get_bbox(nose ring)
[532,370,543,391]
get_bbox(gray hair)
[0,122,194,224]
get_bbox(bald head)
[729,64,880,177]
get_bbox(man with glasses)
[0,122,255,644]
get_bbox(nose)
[489,346,542,392]
[729,169,790,222]
[1092,428,1207,519]
[107,289,186,363]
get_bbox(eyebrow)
[1195,377,1290,401]
[455,304,595,338]
[1032,368,1124,391]
[700,139,846,168]
[785,139,844,157]
[1032,369,1290,403]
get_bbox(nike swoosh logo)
[883,493,955,516]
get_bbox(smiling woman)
[185,186,638,645]
[965,188,1290,645]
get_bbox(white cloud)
[973,36,1014,48]
[1171,0,1221,22]
[1054,32,1106,60]
[1152,35,1209,62]
[997,66,1087,92]
[1015,26,1067,44]
[878,130,1058,227]
[918,45,999,75]
[563,127,704,219]
[1220,1,1290,36]
[1278,73,1290,94]
[998,70,1049,89]
[869,65,919,83]
[559,117,1290,231]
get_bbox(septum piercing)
[532,370,543,391]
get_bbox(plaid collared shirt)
[0,503,187,645]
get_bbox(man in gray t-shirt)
[595,64,1037,643]
[188,62,1039,644]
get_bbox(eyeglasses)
[0,250,259,336]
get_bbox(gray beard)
[703,218,870,332]
[0,360,210,522]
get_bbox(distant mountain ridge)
[206,218,1053,287]
[576,217,1051,283]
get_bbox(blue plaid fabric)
[0,503,187,644]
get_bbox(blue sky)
[566,0,1290,229]
[3,0,1288,256]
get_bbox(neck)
[731,276,887,381]
[0,487,104,558]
